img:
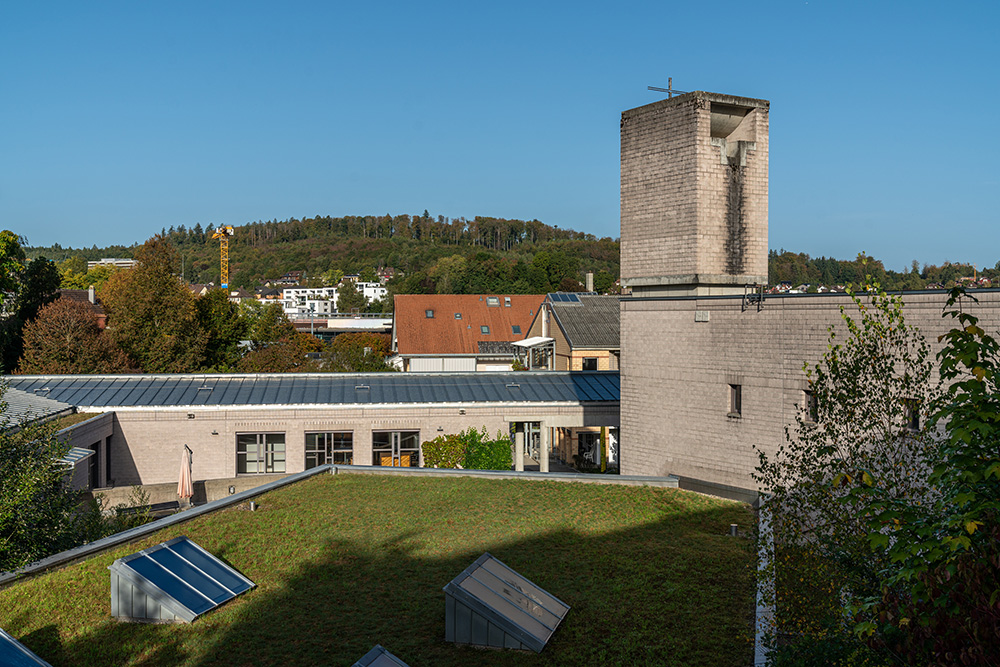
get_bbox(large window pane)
[237,433,285,474]
[305,432,353,468]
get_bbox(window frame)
[728,384,742,418]
[305,431,354,468]
[582,357,598,371]
[236,432,287,475]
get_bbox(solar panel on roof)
[109,536,254,623]
[443,553,570,653]
[0,628,53,667]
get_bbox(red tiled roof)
[394,294,543,355]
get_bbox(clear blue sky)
[2,1,997,272]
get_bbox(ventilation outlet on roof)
[443,553,570,653]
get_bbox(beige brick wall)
[619,290,1000,489]
[95,402,612,486]
[621,92,769,289]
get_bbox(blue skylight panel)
[0,627,53,667]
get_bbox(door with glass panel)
[236,433,286,474]
[305,432,353,468]
[372,431,420,467]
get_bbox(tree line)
[769,249,1000,291]
[2,233,394,376]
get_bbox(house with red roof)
[392,294,543,371]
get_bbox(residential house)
[524,293,620,371]
[57,287,107,329]
[392,294,543,372]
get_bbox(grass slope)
[0,475,754,666]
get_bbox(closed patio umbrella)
[178,445,194,502]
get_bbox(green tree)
[0,230,26,302]
[195,289,248,371]
[0,256,61,373]
[863,288,1000,664]
[336,280,366,313]
[101,236,207,373]
[321,333,395,372]
[753,283,940,657]
[0,390,85,571]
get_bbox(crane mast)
[211,225,235,288]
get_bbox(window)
[481,325,490,334]
[582,357,598,371]
[486,296,500,307]
[454,312,462,319]
[728,384,742,417]
[237,433,286,474]
[904,399,920,431]
[504,297,511,307]
[372,431,420,467]
[512,325,521,335]
[425,309,434,318]
[803,390,818,423]
[305,432,353,468]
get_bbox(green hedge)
[421,427,512,471]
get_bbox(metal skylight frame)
[109,536,255,623]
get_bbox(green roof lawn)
[0,474,754,666]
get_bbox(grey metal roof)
[1,387,74,428]
[4,372,620,408]
[550,295,620,349]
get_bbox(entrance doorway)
[372,431,420,467]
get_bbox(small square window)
[454,313,462,319]
[904,399,920,431]
[504,297,511,307]
[512,325,521,335]
[480,325,490,334]
[728,384,742,417]
[486,296,500,307]
[425,309,434,318]
[804,390,818,423]
[582,357,598,371]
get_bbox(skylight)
[443,552,570,653]
[109,536,255,623]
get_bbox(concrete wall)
[619,289,1000,489]
[94,402,617,486]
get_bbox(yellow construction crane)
[211,225,235,288]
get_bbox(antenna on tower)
[647,77,688,98]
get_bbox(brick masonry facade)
[621,92,769,293]
[619,290,1000,488]
[618,89,1000,490]
[96,403,618,486]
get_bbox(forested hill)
[26,213,622,295]
[25,214,997,294]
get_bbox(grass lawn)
[0,474,754,666]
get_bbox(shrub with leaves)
[753,283,940,651]
[421,434,466,469]
[464,427,513,471]
[421,427,513,471]
[863,288,1000,665]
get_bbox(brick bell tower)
[620,91,769,296]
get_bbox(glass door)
[373,431,420,467]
